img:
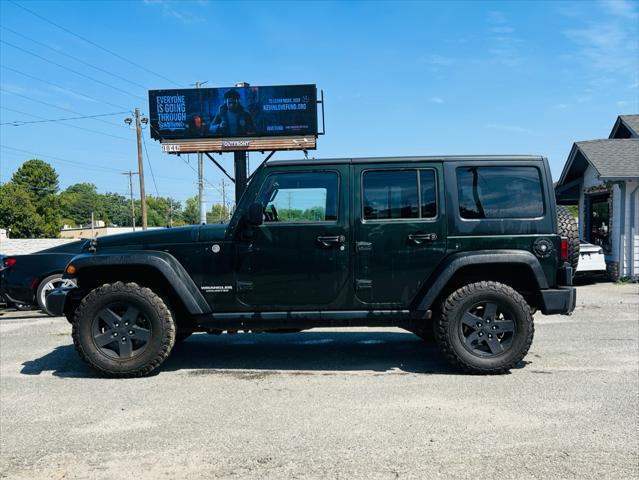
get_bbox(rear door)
[353,162,446,307]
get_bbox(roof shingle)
[575,139,639,179]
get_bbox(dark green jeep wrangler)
[48,155,577,377]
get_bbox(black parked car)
[1,240,86,315]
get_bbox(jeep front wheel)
[72,282,176,377]
[435,281,534,374]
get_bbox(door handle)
[408,233,437,245]
[317,235,345,247]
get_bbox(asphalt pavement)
[1,282,637,479]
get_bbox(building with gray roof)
[555,115,638,280]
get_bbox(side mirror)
[246,203,264,226]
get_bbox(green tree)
[206,203,230,223]
[144,196,184,227]
[102,192,133,226]
[10,159,62,236]
[183,196,200,225]
[0,183,46,238]
[59,183,105,227]
[11,159,59,200]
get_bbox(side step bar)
[194,309,427,331]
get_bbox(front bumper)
[45,286,76,316]
[540,287,576,315]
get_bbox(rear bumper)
[46,287,75,316]
[540,287,576,315]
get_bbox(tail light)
[2,257,16,269]
[560,237,569,262]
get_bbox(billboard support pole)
[198,152,206,224]
[234,151,248,204]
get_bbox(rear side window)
[362,169,437,220]
[457,166,544,219]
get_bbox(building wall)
[0,239,77,256]
[576,165,639,279]
[620,180,639,279]
[60,226,161,239]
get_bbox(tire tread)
[71,281,175,378]
[435,281,534,374]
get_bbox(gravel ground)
[1,282,637,480]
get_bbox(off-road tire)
[72,282,176,377]
[435,281,534,374]
[557,205,579,274]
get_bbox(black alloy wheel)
[92,303,152,359]
[72,282,176,377]
[459,301,516,357]
[435,281,534,374]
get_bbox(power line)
[0,25,149,91]
[0,65,130,110]
[141,130,160,197]
[0,145,211,198]
[7,0,182,87]
[180,155,224,197]
[0,110,129,126]
[0,39,147,101]
[0,106,133,142]
[0,89,132,135]
[0,144,125,173]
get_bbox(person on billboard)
[209,89,255,136]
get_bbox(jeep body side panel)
[351,161,447,308]
[67,251,211,314]
[443,158,561,288]
[414,250,549,311]
[228,163,353,310]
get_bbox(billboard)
[149,84,318,141]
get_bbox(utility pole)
[221,178,227,221]
[233,82,250,204]
[191,80,208,225]
[122,170,139,230]
[124,110,148,230]
[135,108,147,230]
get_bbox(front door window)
[257,171,338,223]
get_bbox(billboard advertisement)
[149,84,317,141]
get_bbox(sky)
[1,0,638,208]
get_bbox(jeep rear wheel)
[72,282,176,377]
[435,281,534,374]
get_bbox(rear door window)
[362,169,438,221]
[456,166,544,219]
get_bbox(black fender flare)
[415,250,549,311]
[65,251,211,314]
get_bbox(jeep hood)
[95,224,227,249]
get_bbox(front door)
[353,163,446,307]
[236,166,350,308]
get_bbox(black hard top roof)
[267,155,546,166]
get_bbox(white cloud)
[599,0,638,19]
[144,0,206,24]
[418,54,456,66]
[564,23,638,78]
[484,123,541,136]
[487,11,507,24]
[491,26,515,34]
